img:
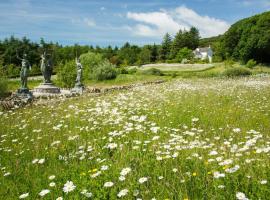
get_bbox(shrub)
[246,59,257,68]
[142,68,164,76]
[6,64,20,78]
[194,58,209,64]
[176,48,194,63]
[118,68,128,74]
[79,52,104,79]
[56,61,77,88]
[0,69,8,97]
[223,67,252,77]
[92,61,117,81]
[127,68,137,74]
[171,72,177,78]
[224,59,235,68]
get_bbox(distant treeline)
[0,11,270,77]
[0,27,199,71]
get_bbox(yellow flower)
[192,172,197,176]
[80,172,86,176]
[184,198,189,200]
[207,171,211,175]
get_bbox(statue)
[75,57,83,87]
[40,51,53,83]
[71,57,84,94]
[16,52,31,92]
[33,51,60,94]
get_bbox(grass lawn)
[140,63,214,72]
[1,77,270,199]
[6,74,168,93]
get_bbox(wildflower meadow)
[1,77,270,199]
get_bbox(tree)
[170,27,200,59]
[150,44,158,63]
[117,42,140,66]
[171,30,184,59]
[159,33,172,61]
[222,11,270,63]
[137,45,151,65]
[188,27,200,50]
[176,48,194,63]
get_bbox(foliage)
[176,48,194,63]
[199,35,223,47]
[224,59,235,68]
[0,61,7,96]
[79,52,104,79]
[222,11,270,63]
[171,27,200,59]
[0,78,8,97]
[159,33,172,61]
[223,67,252,77]
[127,68,137,74]
[117,68,129,74]
[56,60,77,88]
[246,59,257,68]
[141,68,164,76]
[92,61,117,81]
[117,42,140,66]
[137,46,151,66]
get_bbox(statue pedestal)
[16,88,33,99]
[34,83,60,94]
[71,84,84,94]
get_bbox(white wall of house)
[193,47,213,63]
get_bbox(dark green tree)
[159,33,172,61]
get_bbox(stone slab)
[34,83,60,94]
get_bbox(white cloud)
[71,17,96,27]
[126,6,230,38]
[83,18,96,27]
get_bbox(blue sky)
[0,0,269,46]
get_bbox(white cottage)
[193,46,213,63]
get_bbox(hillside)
[222,11,270,63]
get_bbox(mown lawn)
[6,74,168,93]
[1,77,270,199]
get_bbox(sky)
[0,0,269,46]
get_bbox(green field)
[1,77,270,199]
[140,64,214,72]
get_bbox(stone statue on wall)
[75,57,83,87]
[16,52,31,92]
[40,51,53,83]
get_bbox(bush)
[0,69,8,97]
[223,67,252,77]
[6,64,20,78]
[224,59,235,68]
[246,59,257,68]
[118,68,128,74]
[194,58,209,64]
[0,78,8,97]
[92,61,117,81]
[176,48,194,63]
[171,72,177,78]
[142,68,164,76]
[127,68,137,74]
[56,61,77,88]
[79,52,104,79]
